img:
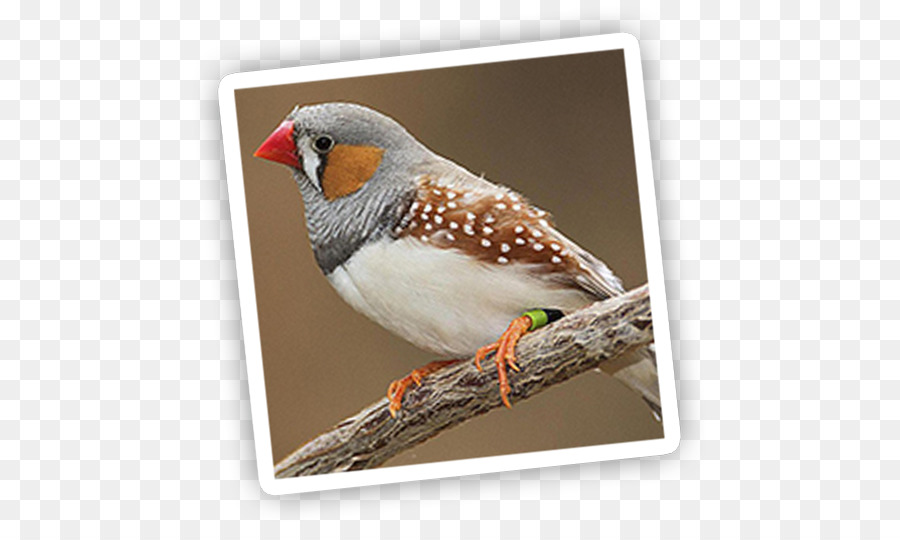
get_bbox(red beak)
[254,120,300,168]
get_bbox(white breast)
[327,237,594,358]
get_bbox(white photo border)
[218,33,680,496]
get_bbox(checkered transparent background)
[2,0,897,538]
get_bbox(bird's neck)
[294,172,415,275]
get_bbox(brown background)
[233,50,663,470]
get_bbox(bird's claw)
[473,315,532,408]
[473,342,499,372]
[385,359,463,418]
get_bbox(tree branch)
[275,284,655,478]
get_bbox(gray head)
[255,102,435,273]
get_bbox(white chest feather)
[327,237,593,357]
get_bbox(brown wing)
[394,173,624,301]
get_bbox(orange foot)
[474,315,532,408]
[386,359,463,417]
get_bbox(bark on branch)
[275,284,655,478]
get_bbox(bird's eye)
[313,135,334,154]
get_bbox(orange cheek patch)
[320,144,385,200]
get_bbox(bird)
[253,102,660,418]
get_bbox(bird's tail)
[597,344,661,420]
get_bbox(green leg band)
[522,309,550,331]
[522,309,564,331]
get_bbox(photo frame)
[218,33,679,495]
